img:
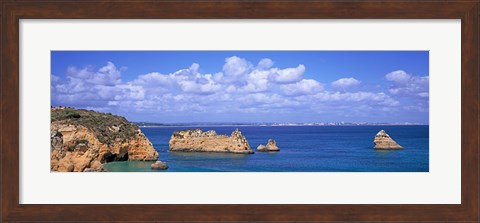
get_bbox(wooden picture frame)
[1,1,478,222]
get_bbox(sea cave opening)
[103,152,129,163]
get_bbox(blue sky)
[51,51,429,124]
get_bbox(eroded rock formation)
[151,161,168,170]
[50,107,159,172]
[169,129,254,154]
[257,139,280,152]
[373,130,403,150]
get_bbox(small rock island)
[151,161,168,170]
[50,107,161,172]
[257,139,280,152]
[169,129,254,154]
[373,130,404,150]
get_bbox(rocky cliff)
[373,130,404,150]
[257,139,280,152]
[50,107,159,172]
[169,129,254,154]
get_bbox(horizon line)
[133,121,429,126]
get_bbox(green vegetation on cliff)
[51,107,139,144]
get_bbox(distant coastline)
[134,122,428,128]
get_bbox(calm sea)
[103,125,429,172]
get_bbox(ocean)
[103,125,429,172]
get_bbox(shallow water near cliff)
[103,125,429,172]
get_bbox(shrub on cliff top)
[51,107,139,144]
[65,110,81,119]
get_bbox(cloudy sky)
[51,51,429,124]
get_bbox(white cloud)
[243,69,270,93]
[52,58,411,121]
[115,84,145,100]
[225,85,237,93]
[269,64,305,84]
[131,63,222,95]
[314,91,399,106]
[178,79,221,95]
[221,56,252,83]
[88,61,122,86]
[385,70,429,98]
[51,74,60,83]
[189,63,200,74]
[417,92,429,98]
[55,76,90,94]
[331,77,360,89]
[132,72,174,88]
[66,66,92,79]
[257,58,274,70]
[280,79,323,96]
[385,70,411,83]
[52,62,139,108]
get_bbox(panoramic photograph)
[50,51,429,172]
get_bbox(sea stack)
[257,139,280,152]
[169,128,254,154]
[50,107,160,172]
[373,130,403,150]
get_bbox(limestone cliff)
[373,130,404,150]
[257,139,280,152]
[50,107,159,172]
[169,129,254,154]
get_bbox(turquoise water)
[103,125,429,172]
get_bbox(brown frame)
[1,1,478,222]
